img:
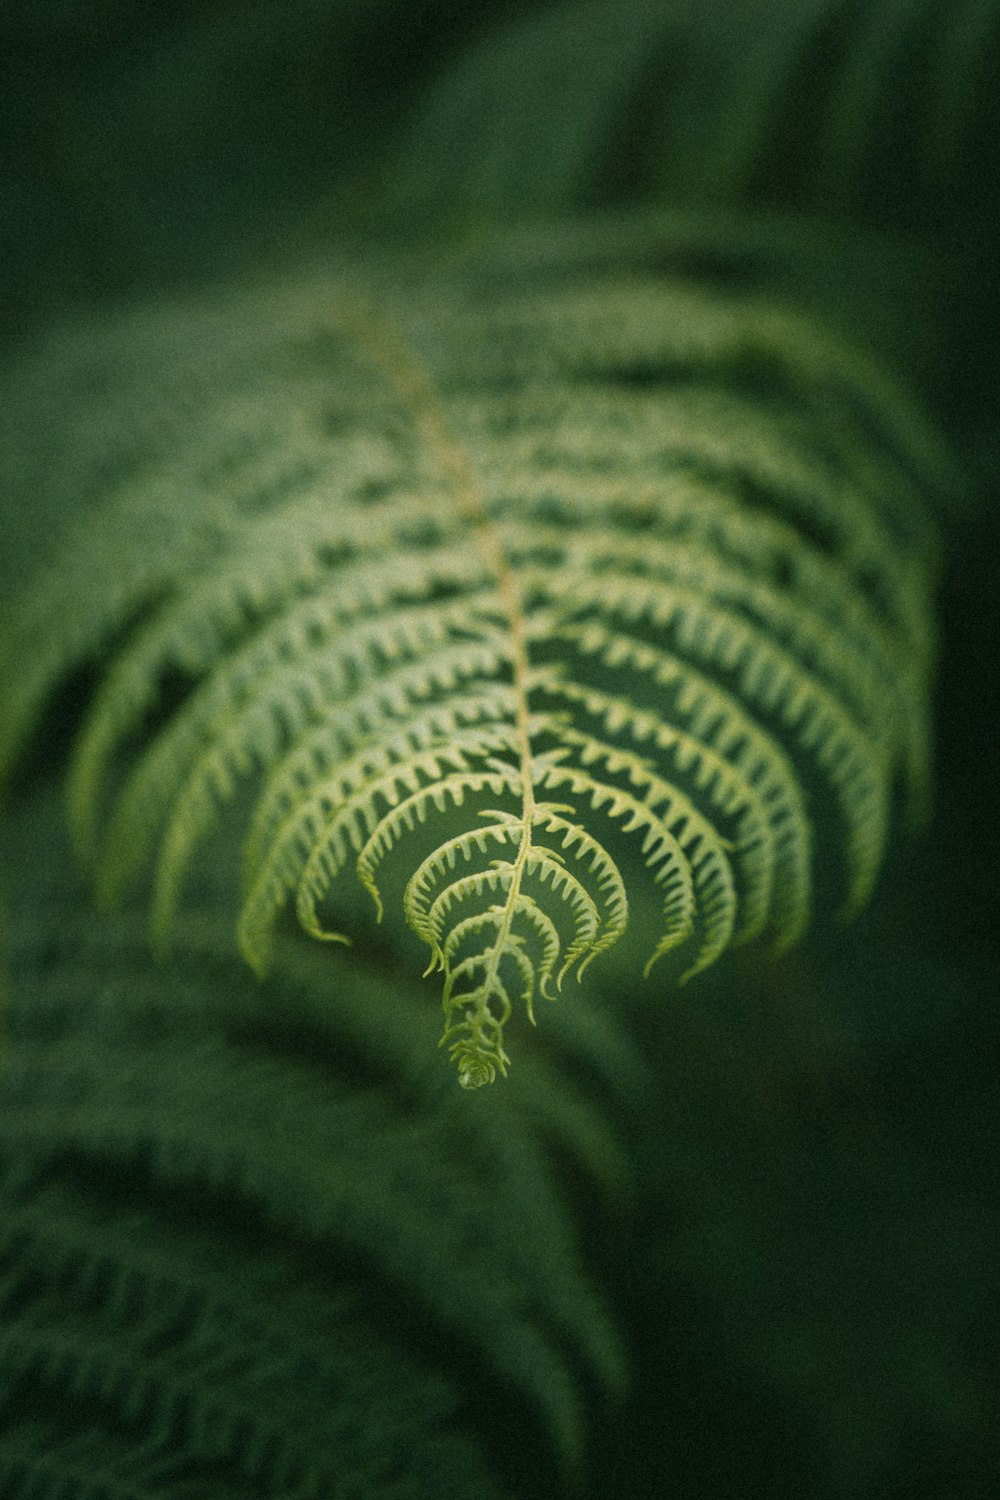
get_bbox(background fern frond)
[0,1168,516,1500]
[0,780,634,1484]
[380,0,1000,240]
[369,0,999,440]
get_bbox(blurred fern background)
[1,2,998,1497]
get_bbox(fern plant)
[0,234,950,1088]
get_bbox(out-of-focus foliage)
[372,0,999,442]
[381,0,1000,239]
[0,779,634,1491]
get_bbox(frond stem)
[344,303,537,1060]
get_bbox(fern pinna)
[0,238,947,1086]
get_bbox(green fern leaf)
[0,239,949,1085]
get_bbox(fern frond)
[0,240,947,1084]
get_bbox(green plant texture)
[1,3,997,1497]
